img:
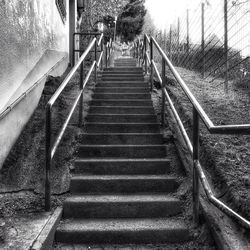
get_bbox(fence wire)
[156,0,250,91]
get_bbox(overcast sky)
[145,0,201,30]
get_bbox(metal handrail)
[45,33,110,211]
[136,34,250,229]
[0,56,67,120]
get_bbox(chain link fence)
[156,0,250,92]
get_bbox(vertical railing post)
[201,3,205,78]
[224,0,229,93]
[101,35,104,70]
[193,107,200,224]
[79,61,84,126]
[45,105,52,211]
[94,36,97,83]
[144,36,147,74]
[150,37,153,91]
[72,34,75,67]
[105,44,108,68]
[161,58,166,126]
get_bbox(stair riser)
[77,146,166,158]
[70,179,178,194]
[91,100,152,106]
[55,229,190,244]
[92,93,151,100]
[86,115,157,123]
[88,107,155,114]
[104,68,142,72]
[97,83,147,87]
[114,65,137,67]
[63,201,182,219]
[74,160,170,175]
[101,79,144,82]
[85,124,160,133]
[94,88,149,93]
[102,73,143,76]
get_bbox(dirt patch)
[0,67,96,244]
[153,64,250,224]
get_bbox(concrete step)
[94,87,149,93]
[76,145,166,158]
[70,175,179,194]
[85,123,160,133]
[79,133,163,145]
[90,99,152,106]
[98,77,144,82]
[102,72,143,76]
[88,106,155,114]
[63,195,182,219]
[74,158,171,175]
[97,80,147,85]
[55,218,191,244]
[86,114,157,123]
[97,82,147,87]
[92,93,151,99]
[104,67,142,72]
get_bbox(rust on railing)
[136,34,250,229]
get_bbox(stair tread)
[71,175,176,180]
[75,158,170,162]
[57,218,189,231]
[65,194,180,203]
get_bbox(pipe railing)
[136,34,250,229]
[45,33,112,211]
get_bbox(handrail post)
[161,58,166,126]
[144,35,147,75]
[105,45,108,68]
[101,35,104,70]
[193,107,200,224]
[94,37,97,83]
[45,105,52,211]
[79,61,84,126]
[150,37,153,91]
[72,34,75,67]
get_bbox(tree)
[81,0,129,31]
[117,0,146,42]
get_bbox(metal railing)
[45,33,112,211]
[135,34,250,229]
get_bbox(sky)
[145,0,201,30]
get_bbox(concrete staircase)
[55,58,191,245]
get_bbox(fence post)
[201,3,205,78]
[177,18,180,65]
[169,25,172,61]
[150,37,153,91]
[161,58,166,126]
[187,9,190,54]
[45,105,51,211]
[193,107,200,224]
[144,35,147,74]
[224,0,229,93]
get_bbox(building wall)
[0,0,70,110]
[0,0,79,169]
